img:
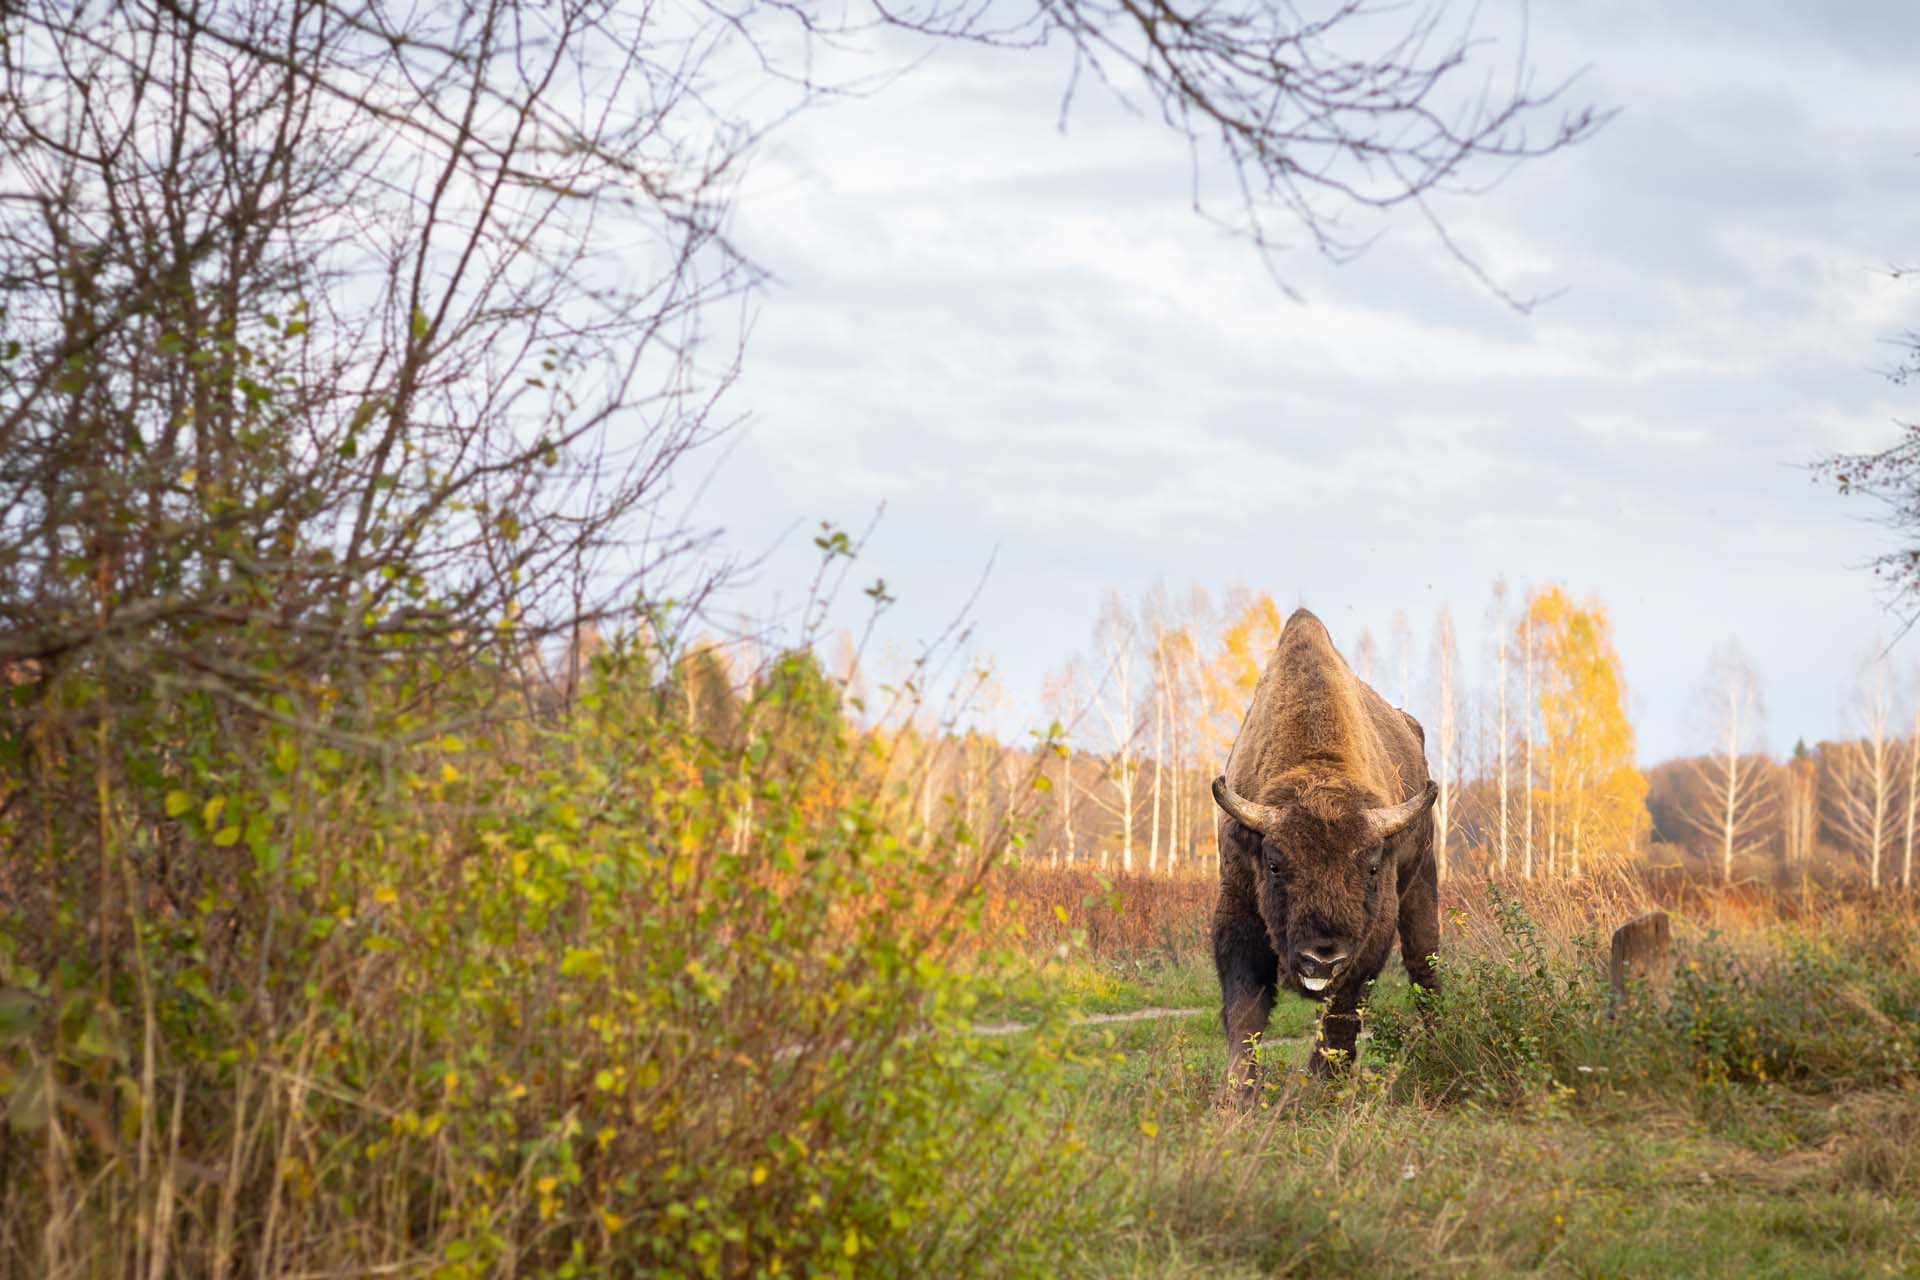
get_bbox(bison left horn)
[1211,776,1287,836]
[1361,782,1439,844]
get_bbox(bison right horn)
[1361,782,1439,844]
[1211,776,1287,836]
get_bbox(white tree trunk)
[1433,609,1457,881]
[1904,705,1919,890]
[1148,645,1165,874]
[1496,585,1509,875]
[1523,607,1535,881]
[1061,743,1074,867]
[1830,648,1897,890]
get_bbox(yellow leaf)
[752,1166,768,1186]
[1138,1119,1158,1138]
[374,885,398,905]
[536,1176,559,1196]
[599,1209,624,1232]
[164,790,191,818]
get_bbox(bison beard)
[1209,608,1441,1095]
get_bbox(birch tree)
[1524,587,1645,876]
[1085,594,1146,871]
[1391,609,1413,706]
[1144,591,1201,876]
[1354,627,1381,687]
[1903,671,1920,890]
[1042,664,1085,867]
[1200,589,1282,760]
[1828,647,1899,889]
[1686,640,1772,884]
[1522,602,1537,879]
[1780,741,1818,883]
[1490,577,1512,874]
[1430,609,1460,879]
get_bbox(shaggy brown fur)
[1212,607,1439,1091]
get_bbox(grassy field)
[1025,963,1918,1277]
[995,880,1920,1279]
[9,642,1919,1276]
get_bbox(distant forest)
[666,581,1913,891]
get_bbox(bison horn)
[1211,776,1287,836]
[1362,782,1439,844]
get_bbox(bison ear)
[1211,775,1287,836]
[1361,781,1438,844]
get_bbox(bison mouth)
[1291,940,1350,998]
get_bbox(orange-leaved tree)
[1523,587,1647,876]
[1200,590,1283,763]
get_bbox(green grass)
[1062,1013,1920,1278]
[1020,897,1920,1278]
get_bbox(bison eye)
[1265,857,1282,876]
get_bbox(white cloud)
[682,0,1920,762]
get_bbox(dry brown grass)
[988,860,1920,965]
[986,866,1215,962]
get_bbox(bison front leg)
[1212,907,1277,1101]
[1308,985,1365,1076]
[1397,848,1443,1014]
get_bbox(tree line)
[727,581,1920,890]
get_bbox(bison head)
[1211,773,1436,999]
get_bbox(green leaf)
[8,1060,49,1131]
[0,989,40,1045]
[212,825,241,847]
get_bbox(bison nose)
[1298,941,1349,979]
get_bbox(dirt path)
[971,1005,1341,1047]
[777,1006,1313,1063]
[969,1005,1217,1037]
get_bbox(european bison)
[1210,608,1439,1090]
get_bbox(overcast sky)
[684,0,1920,764]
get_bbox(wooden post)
[1609,911,1672,1009]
